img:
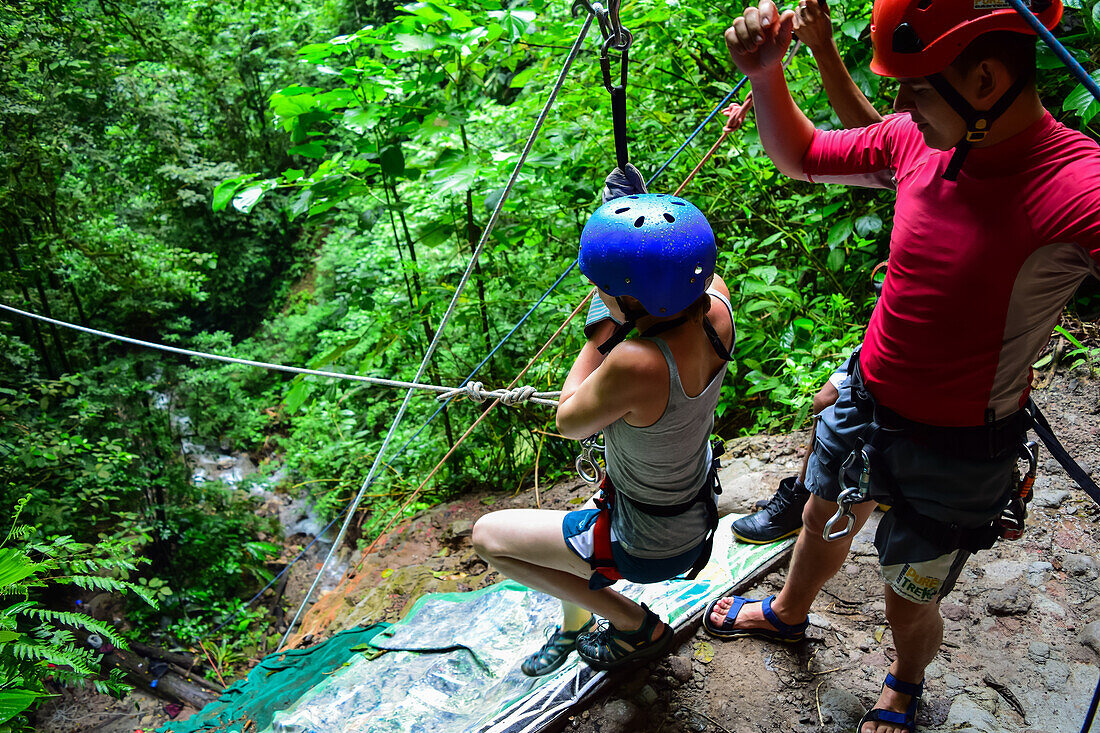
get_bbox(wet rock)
[667,655,693,682]
[944,694,999,732]
[986,586,1032,616]
[941,602,969,621]
[1028,641,1051,663]
[599,699,639,733]
[817,686,864,728]
[635,684,658,707]
[1064,553,1099,579]
[1033,488,1071,508]
[1079,620,1100,656]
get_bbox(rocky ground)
[33,360,1100,733]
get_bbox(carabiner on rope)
[572,0,631,51]
[823,445,871,542]
[575,433,606,485]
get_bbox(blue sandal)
[857,673,923,732]
[701,594,808,643]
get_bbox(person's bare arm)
[556,342,664,440]
[724,0,815,181]
[793,0,881,128]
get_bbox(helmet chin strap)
[596,296,647,355]
[925,71,1030,181]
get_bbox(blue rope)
[646,76,750,188]
[1006,0,1100,105]
[205,261,578,637]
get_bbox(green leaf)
[0,689,41,725]
[0,549,37,589]
[284,380,312,413]
[827,248,846,271]
[380,146,405,177]
[1063,71,1100,123]
[509,66,537,89]
[826,218,853,248]
[394,33,437,52]
[288,141,328,159]
[854,214,882,237]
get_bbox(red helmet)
[870,0,1063,78]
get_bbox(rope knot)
[501,385,537,406]
[464,381,488,403]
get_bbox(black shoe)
[732,476,808,544]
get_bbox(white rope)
[277,14,594,649]
[0,303,559,406]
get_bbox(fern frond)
[3,600,36,617]
[23,609,127,648]
[10,642,94,674]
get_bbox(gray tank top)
[603,290,734,558]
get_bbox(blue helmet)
[579,194,716,316]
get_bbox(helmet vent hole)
[633,216,645,228]
[615,207,630,214]
[628,195,640,199]
[670,201,686,206]
[694,265,704,275]
[916,0,932,8]
[663,213,675,223]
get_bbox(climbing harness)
[575,434,606,485]
[821,353,1100,552]
[585,442,724,588]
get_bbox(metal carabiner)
[823,503,856,543]
[599,39,629,94]
[822,447,871,542]
[575,434,605,485]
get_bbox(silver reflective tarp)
[267,515,791,733]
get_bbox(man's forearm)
[811,41,882,128]
[748,67,817,180]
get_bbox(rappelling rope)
[0,303,559,406]
[363,290,595,560]
[277,13,595,650]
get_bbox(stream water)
[169,406,350,594]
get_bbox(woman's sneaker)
[732,476,809,543]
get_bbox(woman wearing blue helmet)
[473,194,735,675]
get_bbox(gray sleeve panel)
[990,241,1100,417]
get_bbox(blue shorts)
[562,508,706,590]
[805,350,1017,603]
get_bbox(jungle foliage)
[0,0,1097,723]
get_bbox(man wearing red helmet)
[707,0,1100,731]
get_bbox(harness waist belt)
[852,354,1026,461]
